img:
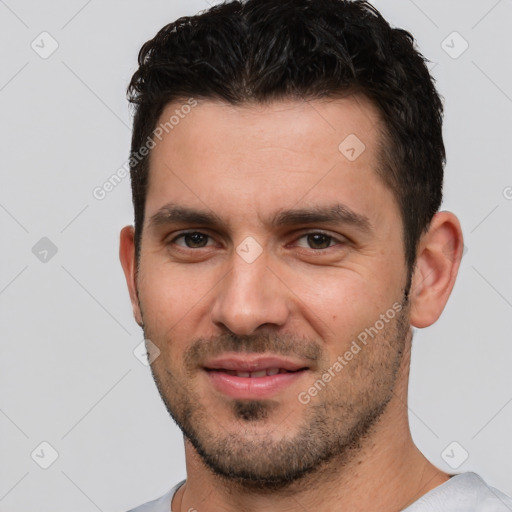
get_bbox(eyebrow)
[148,204,222,229]
[147,202,373,234]
[272,204,373,233]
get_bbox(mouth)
[207,367,303,378]
[203,355,310,399]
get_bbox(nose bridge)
[211,249,290,334]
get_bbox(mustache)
[183,331,323,372]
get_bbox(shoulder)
[404,472,512,512]
[126,480,186,512]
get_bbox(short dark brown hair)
[127,0,445,281]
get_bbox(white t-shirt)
[126,472,512,512]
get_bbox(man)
[119,1,512,510]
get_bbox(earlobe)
[119,225,143,327]
[409,211,464,329]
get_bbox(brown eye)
[174,232,211,248]
[294,232,342,250]
[306,233,333,249]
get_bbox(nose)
[210,250,291,335]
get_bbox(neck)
[173,340,450,512]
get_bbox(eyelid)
[168,230,217,247]
[165,229,347,249]
[291,230,348,249]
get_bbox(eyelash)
[168,230,346,251]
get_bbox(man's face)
[134,96,412,488]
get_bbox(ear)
[409,211,464,328]
[119,225,143,327]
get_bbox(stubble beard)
[143,292,411,492]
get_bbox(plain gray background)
[1,1,511,510]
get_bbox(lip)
[203,355,309,373]
[206,370,307,399]
[203,354,310,399]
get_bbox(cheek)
[137,266,194,334]
[288,269,393,337]
[137,261,223,358]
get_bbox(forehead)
[145,96,398,230]
[153,94,382,164]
